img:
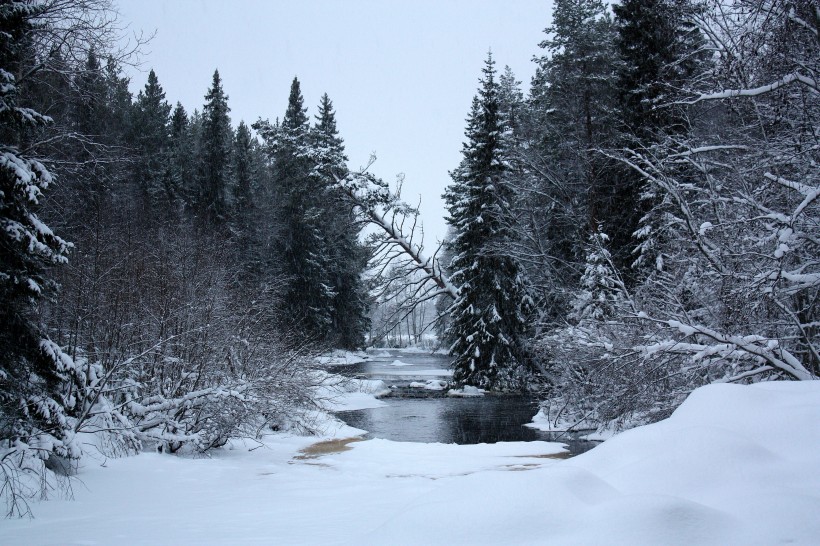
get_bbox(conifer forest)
[1,1,819,542]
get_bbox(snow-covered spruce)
[442,53,535,391]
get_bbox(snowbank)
[312,371,390,412]
[387,359,413,367]
[315,350,368,366]
[408,379,448,391]
[2,381,818,545]
[526,407,597,433]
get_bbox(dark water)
[328,349,600,456]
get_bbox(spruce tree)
[231,119,264,278]
[233,120,254,221]
[612,0,709,273]
[269,77,335,340]
[311,93,369,349]
[523,0,620,315]
[444,54,534,390]
[168,102,196,212]
[197,69,232,224]
[133,68,172,215]
[0,1,77,460]
[69,49,111,218]
[497,66,525,143]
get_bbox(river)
[328,349,600,456]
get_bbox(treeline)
[441,0,818,423]
[1,0,369,512]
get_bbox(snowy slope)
[1,381,818,545]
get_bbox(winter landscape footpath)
[1,377,818,545]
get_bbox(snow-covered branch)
[684,72,818,104]
[333,171,458,300]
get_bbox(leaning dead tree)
[330,164,457,334]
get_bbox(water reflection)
[337,396,599,455]
[331,350,601,455]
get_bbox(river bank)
[2,380,818,545]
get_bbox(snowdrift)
[1,381,818,545]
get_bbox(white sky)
[116,0,554,245]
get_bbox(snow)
[313,371,390,412]
[387,359,413,367]
[3,381,819,545]
[526,407,594,432]
[315,350,368,366]
[408,379,448,391]
[447,385,485,397]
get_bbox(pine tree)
[267,77,335,340]
[443,54,534,390]
[311,93,369,349]
[570,230,623,321]
[531,0,618,153]
[521,0,620,317]
[133,69,172,216]
[612,0,709,273]
[168,102,196,212]
[614,0,706,141]
[0,0,77,462]
[197,69,232,224]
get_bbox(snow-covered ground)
[312,371,390,413]
[3,381,819,545]
[315,350,369,366]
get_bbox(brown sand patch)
[294,437,364,460]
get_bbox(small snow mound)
[388,359,413,367]
[447,385,485,397]
[409,379,448,391]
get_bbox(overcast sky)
[117,0,554,245]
